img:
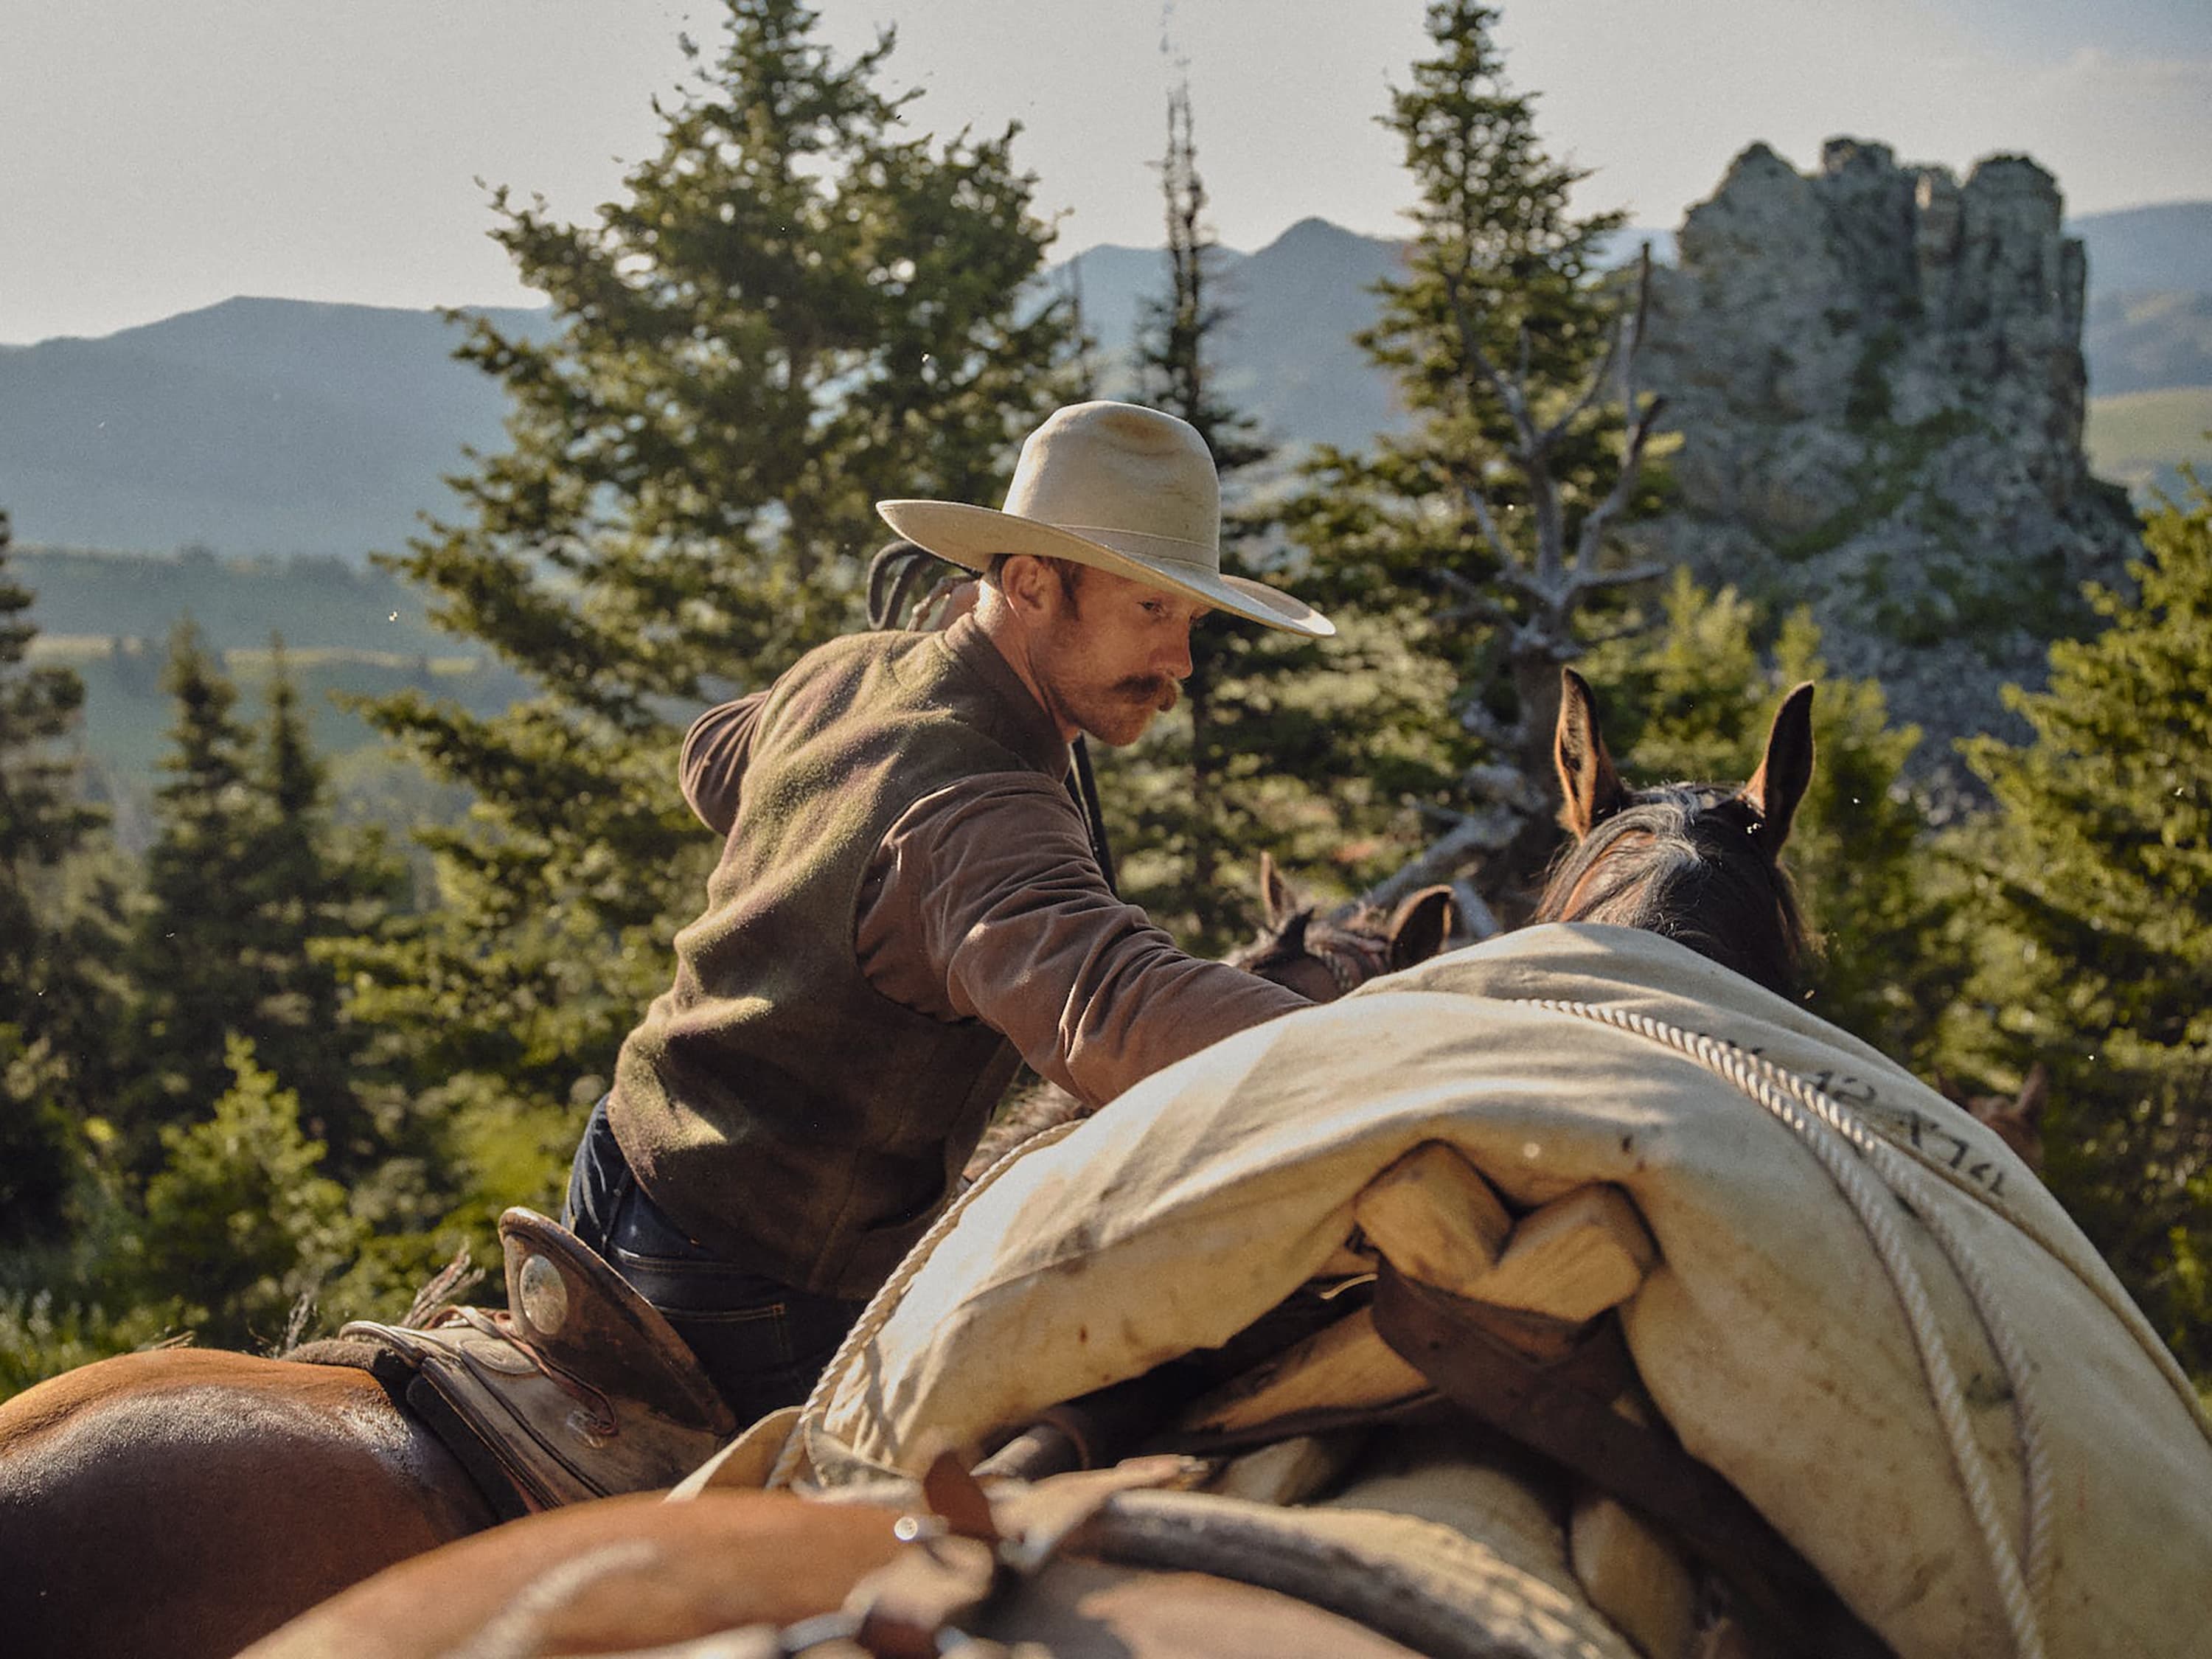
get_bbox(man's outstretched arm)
[857,775,1310,1108]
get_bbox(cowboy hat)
[876,400,1332,638]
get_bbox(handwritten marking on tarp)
[1801,1068,2010,1200]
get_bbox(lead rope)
[1530,998,2054,1659]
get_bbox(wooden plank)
[1461,1184,1658,1324]
[1350,1141,1514,1298]
[1175,1305,1430,1436]
[1570,1490,1697,1659]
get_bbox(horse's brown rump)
[0,1347,496,1659]
[240,1489,909,1659]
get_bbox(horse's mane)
[1531,782,1810,998]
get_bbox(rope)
[768,1116,1091,1491]
[1527,998,2051,1659]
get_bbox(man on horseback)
[563,400,1335,1425]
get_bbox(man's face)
[1030,564,1206,747]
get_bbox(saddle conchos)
[344,1208,735,1517]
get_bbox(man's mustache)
[1113,675,1180,713]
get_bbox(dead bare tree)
[1360,247,1668,936]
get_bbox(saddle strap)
[1369,1263,1894,1659]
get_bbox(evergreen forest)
[3,0,2208,1403]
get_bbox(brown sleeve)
[678,692,771,835]
[855,775,1311,1108]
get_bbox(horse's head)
[1230,854,1456,1003]
[1534,667,1816,998]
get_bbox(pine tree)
[0,510,109,1242]
[111,621,270,1164]
[245,640,406,1169]
[345,0,1075,1155]
[1288,0,1666,925]
[130,1035,368,1352]
[116,627,399,1171]
[1955,481,2212,1374]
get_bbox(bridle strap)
[1308,924,1391,996]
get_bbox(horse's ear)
[1554,667,1628,838]
[1387,885,1457,970]
[1258,852,1295,927]
[1742,681,1816,858]
[1968,1062,2049,1171]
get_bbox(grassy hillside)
[16,544,446,650]
[2086,386,2212,504]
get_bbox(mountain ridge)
[3,202,2205,561]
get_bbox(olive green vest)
[607,622,1074,1299]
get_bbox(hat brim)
[876,499,1333,639]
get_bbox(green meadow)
[2086,386,2212,502]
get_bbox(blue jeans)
[562,1097,866,1428]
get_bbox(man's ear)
[993,554,1052,619]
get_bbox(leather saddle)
[346,1207,738,1519]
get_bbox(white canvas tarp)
[787,924,2212,1658]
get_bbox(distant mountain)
[1057,218,1677,453]
[2,203,2205,563]
[2084,289,2212,395]
[2068,201,2212,298]
[1207,218,1411,453]
[0,297,544,560]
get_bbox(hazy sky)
[2,0,2206,344]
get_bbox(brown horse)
[1941,1062,2049,1172]
[0,1346,495,1659]
[0,874,1450,1659]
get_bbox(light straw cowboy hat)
[877,400,1333,638]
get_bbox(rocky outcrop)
[1635,138,2140,786]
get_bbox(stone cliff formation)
[1635,138,2139,787]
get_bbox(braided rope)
[768,1116,1091,1491]
[1528,998,2050,1659]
